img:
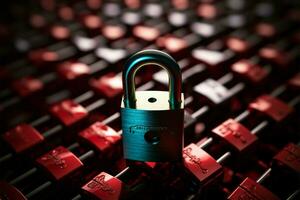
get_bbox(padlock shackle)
[123,49,182,109]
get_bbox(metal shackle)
[122,49,182,109]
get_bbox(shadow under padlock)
[121,49,184,162]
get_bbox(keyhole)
[144,131,160,145]
[148,97,157,103]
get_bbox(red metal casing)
[0,181,27,200]
[231,59,268,83]
[57,61,90,80]
[273,143,300,174]
[228,177,280,200]
[36,146,83,180]
[212,118,257,152]
[12,77,44,97]
[82,171,123,200]
[50,99,88,126]
[79,121,121,152]
[249,95,293,122]
[183,143,222,182]
[89,72,123,98]
[3,124,44,153]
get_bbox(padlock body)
[121,91,184,161]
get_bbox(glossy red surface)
[183,143,222,182]
[228,177,281,200]
[89,72,123,98]
[156,35,187,53]
[50,99,88,126]
[29,14,46,28]
[102,25,125,40]
[197,3,217,19]
[12,77,44,97]
[259,46,291,67]
[82,171,123,200]
[50,25,70,40]
[36,146,83,180]
[58,6,74,21]
[231,59,268,83]
[274,143,300,174]
[249,95,293,121]
[212,119,257,152]
[255,22,276,38]
[289,73,300,89]
[79,121,121,152]
[133,26,160,41]
[57,61,90,80]
[226,37,250,53]
[81,14,102,29]
[0,181,27,200]
[241,178,280,200]
[3,124,44,153]
[29,49,59,64]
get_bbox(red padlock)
[79,121,121,152]
[156,34,187,53]
[273,143,300,174]
[288,73,300,90]
[183,143,222,182]
[80,14,102,30]
[2,124,44,153]
[57,61,90,80]
[259,45,291,68]
[12,77,44,97]
[50,25,70,40]
[28,49,59,64]
[231,59,268,83]
[36,146,83,180]
[212,118,257,152]
[133,25,160,42]
[102,25,126,41]
[249,95,293,122]
[228,177,280,200]
[226,37,250,53]
[89,72,123,98]
[82,171,124,200]
[0,181,27,200]
[50,99,88,126]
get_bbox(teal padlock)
[121,49,184,162]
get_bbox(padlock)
[212,118,257,152]
[228,177,280,200]
[57,61,90,80]
[79,121,121,153]
[183,143,222,183]
[50,99,88,126]
[82,171,125,200]
[12,76,44,97]
[121,49,184,162]
[249,95,293,122]
[228,168,280,200]
[231,59,268,84]
[36,146,83,180]
[0,181,27,200]
[273,143,300,174]
[288,73,300,91]
[3,123,44,153]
